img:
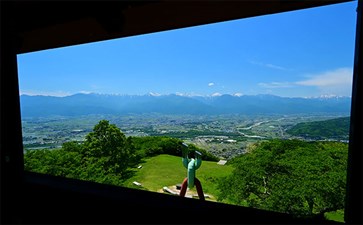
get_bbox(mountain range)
[19,93,352,117]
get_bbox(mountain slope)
[286,116,350,140]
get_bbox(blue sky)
[17,1,357,98]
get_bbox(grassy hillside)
[123,154,234,201]
[286,116,350,140]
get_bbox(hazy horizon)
[19,91,353,99]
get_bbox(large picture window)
[17,1,357,222]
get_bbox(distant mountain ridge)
[19,93,352,117]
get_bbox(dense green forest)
[24,120,348,221]
[286,116,350,140]
[216,139,347,219]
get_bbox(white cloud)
[208,82,215,87]
[296,67,353,87]
[295,67,353,96]
[249,60,290,71]
[256,67,353,97]
[265,64,288,71]
[258,82,294,88]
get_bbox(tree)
[216,139,348,218]
[24,148,83,179]
[62,141,82,153]
[82,120,136,177]
[131,136,219,161]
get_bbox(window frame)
[1,1,361,224]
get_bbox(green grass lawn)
[324,209,345,223]
[123,154,234,201]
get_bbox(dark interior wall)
[1,1,362,224]
[20,172,312,224]
[344,1,363,223]
[9,0,354,54]
[1,3,25,223]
